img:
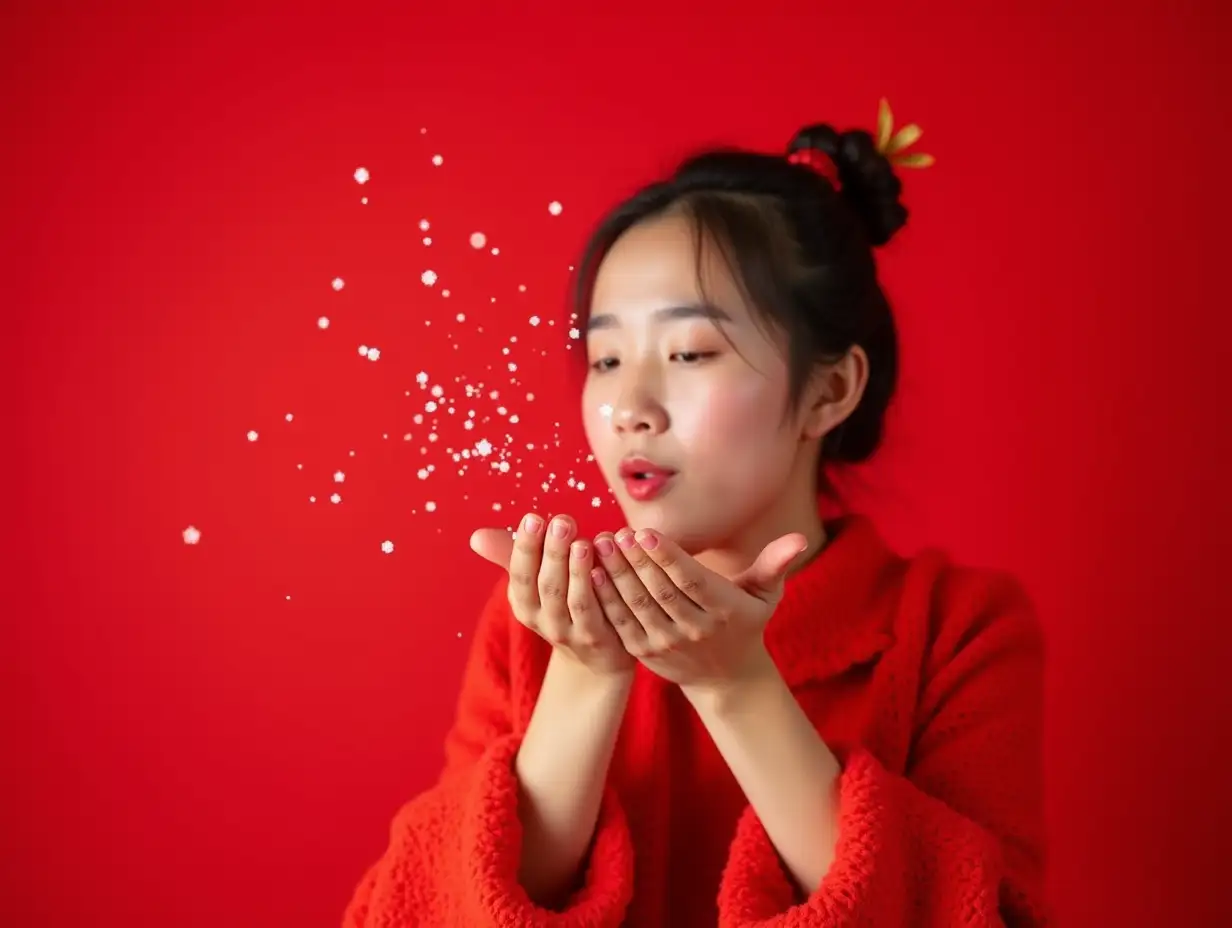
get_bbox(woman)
[343,106,1047,927]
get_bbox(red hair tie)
[787,148,841,187]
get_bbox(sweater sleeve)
[716,574,1048,927]
[341,577,635,928]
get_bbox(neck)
[694,485,827,581]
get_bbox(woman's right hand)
[470,513,634,676]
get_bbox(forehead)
[590,212,748,318]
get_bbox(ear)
[799,346,870,441]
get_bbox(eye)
[589,357,619,373]
[671,350,717,364]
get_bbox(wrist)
[680,645,781,716]
[548,649,635,694]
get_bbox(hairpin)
[875,97,935,169]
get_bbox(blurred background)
[4,1,1229,924]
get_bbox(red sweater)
[343,516,1047,926]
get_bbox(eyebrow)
[585,302,733,333]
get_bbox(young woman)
[343,111,1047,927]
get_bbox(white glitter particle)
[442,289,450,298]
[333,471,345,483]
[416,371,428,384]
[309,495,316,503]
[367,347,381,361]
[296,463,303,470]
[431,154,443,166]
[592,497,602,507]
[425,401,438,413]
[475,438,493,456]
[508,363,517,372]
[492,502,502,511]
[599,403,614,420]
[469,232,487,249]
[423,237,432,246]
[317,316,330,329]
[419,219,430,231]
[425,501,437,512]
[246,430,259,442]
[569,327,580,339]
[491,247,500,256]
[361,196,368,205]
[529,315,541,326]
[518,284,527,292]
[182,525,201,545]
[455,313,466,322]
[331,277,345,291]
[381,540,394,554]
[422,270,438,287]
[548,201,563,216]
[354,167,370,184]
[330,493,342,504]
[431,385,445,398]
[526,393,535,402]
[359,345,369,357]
[417,468,430,480]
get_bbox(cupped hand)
[470,513,635,676]
[586,527,809,690]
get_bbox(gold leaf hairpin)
[875,97,935,169]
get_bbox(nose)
[612,379,668,435]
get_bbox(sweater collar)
[764,513,901,687]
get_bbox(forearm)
[514,650,634,906]
[684,650,841,894]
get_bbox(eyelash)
[589,351,717,373]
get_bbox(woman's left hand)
[588,527,810,690]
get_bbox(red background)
[5,3,1229,925]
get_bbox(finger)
[589,561,649,655]
[537,515,576,625]
[736,532,810,602]
[566,539,618,648]
[507,512,546,615]
[469,527,514,570]
[621,529,706,625]
[594,530,676,638]
[631,528,720,610]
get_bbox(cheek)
[671,375,785,456]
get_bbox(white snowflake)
[182,525,201,545]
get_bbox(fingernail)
[571,541,588,560]
[523,514,543,535]
[595,536,615,557]
[635,529,658,550]
[551,518,570,539]
[591,567,607,587]
[616,531,636,550]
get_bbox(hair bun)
[788,124,908,247]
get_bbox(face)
[581,211,823,556]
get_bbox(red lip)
[618,456,677,502]
[618,456,677,479]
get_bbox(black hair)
[572,123,908,470]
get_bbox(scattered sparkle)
[569,327,580,339]
[367,347,381,361]
[353,167,370,184]
[333,471,345,483]
[548,201,563,216]
[246,430,259,442]
[423,237,432,246]
[456,313,466,322]
[469,232,487,249]
[529,315,541,326]
[592,496,602,507]
[419,219,430,231]
[431,154,444,166]
[331,277,345,291]
[330,493,342,504]
[491,247,500,256]
[425,501,437,512]
[381,540,394,554]
[285,413,294,422]
[182,525,201,545]
[317,316,330,329]
[421,270,438,286]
